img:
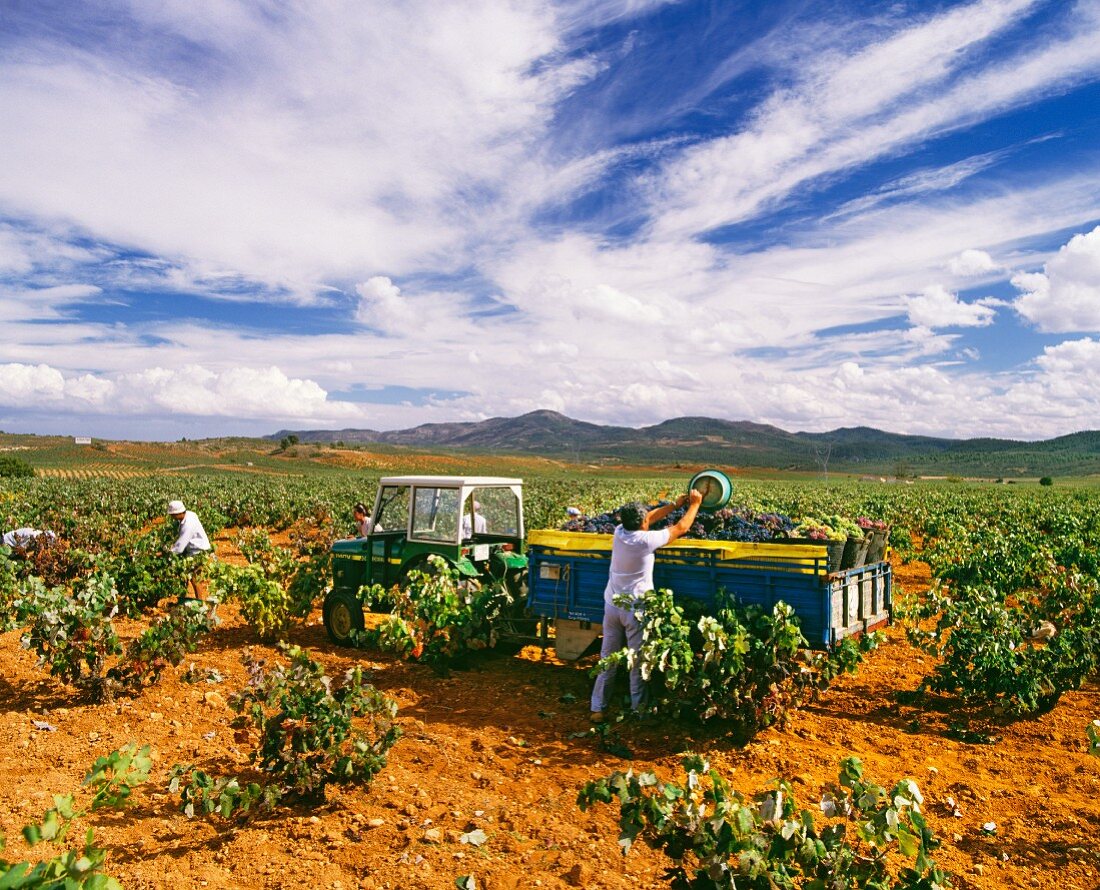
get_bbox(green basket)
[689,469,733,510]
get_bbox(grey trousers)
[590,600,645,712]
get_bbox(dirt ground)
[2,552,1099,890]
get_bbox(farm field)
[2,454,1100,890]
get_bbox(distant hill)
[271,410,1100,476]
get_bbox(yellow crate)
[526,529,826,568]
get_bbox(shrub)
[577,755,951,890]
[0,455,34,478]
[170,643,401,817]
[103,525,196,615]
[0,549,18,630]
[594,588,880,732]
[21,572,122,702]
[358,555,516,675]
[213,529,328,636]
[209,560,291,639]
[905,571,1100,715]
[108,600,218,694]
[1,743,152,889]
[1039,476,1054,486]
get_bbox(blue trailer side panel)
[527,542,891,650]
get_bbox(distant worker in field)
[590,488,703,722]
[167,500,212,601]
[563,506,585,530]
[461,498,487,538]
[352,502,382,537]
[2,527,56,550]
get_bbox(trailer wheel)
[323,589,364,646]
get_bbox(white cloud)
[905,284,999,328]
[356,277,413,331]
[0,283,103,321]
[1,2,1100,443]
[0,2,600,291]
[947,248,1000,277]
[902,324,959,356]
[647,0,1100,238]
[0,362,367,423]
[0,364,66,401]
[1012,225,1100,332]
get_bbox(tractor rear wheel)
[323,589,364,646]
[503,567,528,601]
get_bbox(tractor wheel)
[503,567,528,601]
[323,589,364,646]
[494,568,536,645]
[399,557,439,588]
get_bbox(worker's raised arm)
[664,489,703,543]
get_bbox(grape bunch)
[559,502,797,542]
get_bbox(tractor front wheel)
[323,589,364,646]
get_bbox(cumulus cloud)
[0,364,67,401]
[905,284,999,328]
[356,277,413,331]
[0,362,366,422]
[947,249,1000,276]
[1012,225,1100,332]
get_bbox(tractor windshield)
[376,485,410,533]
[411,487,461,542]
[470,487,522,537]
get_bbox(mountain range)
[271,410,1100,476]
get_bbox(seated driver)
[461,498,488,537]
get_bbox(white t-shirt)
[604,526,671,604]
[2,528,51,548]
[461,513,487,537]
[170,511,211,554]
[356,517,382,536]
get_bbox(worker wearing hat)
[167,499,212,601]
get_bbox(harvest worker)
[2,528,56,550]
[167,499,212,601]
[590,488,703,722]
[352,502,382,537]
[461,498,487,538]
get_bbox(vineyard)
[1,464,1100,889]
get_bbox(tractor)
[321,475,527,645]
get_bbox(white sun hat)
[167,500,186,515]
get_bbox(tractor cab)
[322,475,526,645]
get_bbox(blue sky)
[2,0,1100,441]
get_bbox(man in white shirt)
[167,499,212,600]
[2,528,56,552]
[2,528,55,549]
[590,488,702,721]
[461,499,488,538]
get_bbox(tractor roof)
[378,475,523,487]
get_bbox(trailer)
[525,530,891,659]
